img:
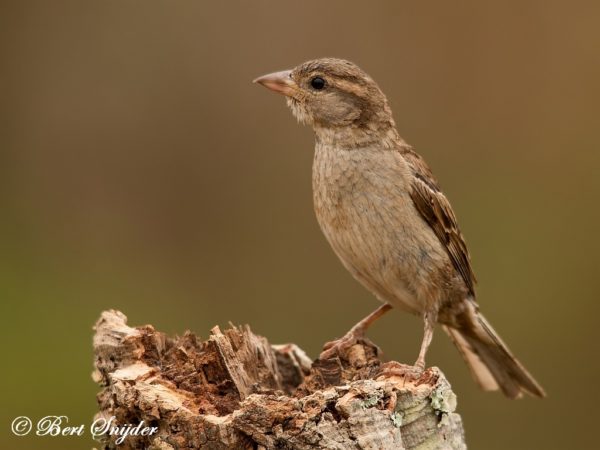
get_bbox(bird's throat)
[314,123,403,150]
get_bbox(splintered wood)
[93,310,466,449]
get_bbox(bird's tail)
[442,311,545,399]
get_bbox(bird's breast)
[312,144,412,233]
[312,143,448,313]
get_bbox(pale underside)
[312,142,471,325]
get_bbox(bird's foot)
[319,329,364,360]
[376,361,434,386]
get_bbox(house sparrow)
[254,58,545,398]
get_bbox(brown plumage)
[403,145,476,296]
[254,58,545,398]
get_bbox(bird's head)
[254,58,398,146]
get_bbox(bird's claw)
[319,330,363,360]
[376,361,427,383]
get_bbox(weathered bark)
[92,310,466,449]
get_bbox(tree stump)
[92,310,466,449]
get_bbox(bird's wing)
[401,146,477,296]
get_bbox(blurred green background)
[1,1,598,449]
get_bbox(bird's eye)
[310,77,326,90]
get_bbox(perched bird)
[254,58,545,398]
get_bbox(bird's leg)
[377,311,436,380]
[319,303,392,360]
[413,312,436,371]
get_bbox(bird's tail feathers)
[443,311,545,399]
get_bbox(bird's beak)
[253,70,296,97]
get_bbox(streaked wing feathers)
[401,147,477,296]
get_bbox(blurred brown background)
[1,1,598,448]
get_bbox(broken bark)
[92,310,466,449]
